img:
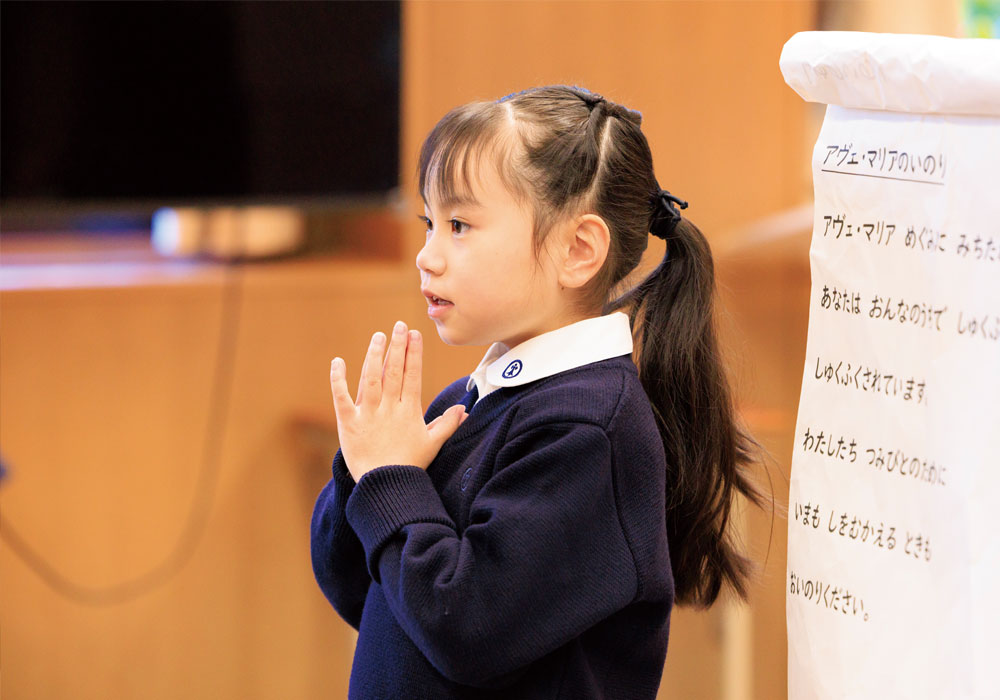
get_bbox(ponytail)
[608,216,765,607]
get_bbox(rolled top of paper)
[780,31,1000,117]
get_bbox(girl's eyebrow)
[421,193,484,210]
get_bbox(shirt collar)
[465,312,633,402]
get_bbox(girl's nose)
[415,232,445,275]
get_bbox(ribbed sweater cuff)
[345,465,455,582]
[331,449,356,491]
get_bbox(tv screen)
[1,1,400,206]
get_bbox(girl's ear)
[556,214,611,289]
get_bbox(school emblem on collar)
[502,359,523,379]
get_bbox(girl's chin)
[430,322,460,346]
[436,330,469,346]
[432,322,486,347]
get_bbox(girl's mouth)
[425,293,453,319]
[429,295,452,306]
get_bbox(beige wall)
[1,3,823,699]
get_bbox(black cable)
[0,257,244,606]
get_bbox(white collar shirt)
[465,311,634,404]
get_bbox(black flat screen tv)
[1,1,400,213]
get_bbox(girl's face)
[416,157,573,348]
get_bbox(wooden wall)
[0,2,818,699]
[403,4,816,697]
[1,247,413,700]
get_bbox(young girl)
[311,85,763,699]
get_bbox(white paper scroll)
[780,32,1000,700]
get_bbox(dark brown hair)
[417,85,766,607]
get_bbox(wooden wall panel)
[0,258,413,700]
[1,2,820,699]
[401,3,816,699]
[401,0,816,255]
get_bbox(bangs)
[417,101,528,209]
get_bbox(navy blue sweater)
[310,354,674,699]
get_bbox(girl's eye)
[416,215,469,236]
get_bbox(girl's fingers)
[356,341,370,406]
[359,331,386,409]
[427,405,467,450]
[330,358,356,420]
[424,409,449,432]
[381,321,408,402]
[402,329,423,406]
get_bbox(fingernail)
[373,332,385,345]
[393,321,406,335]
[409,330,420,341]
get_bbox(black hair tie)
[649,189,689,240]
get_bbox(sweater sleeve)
[344,421,639,688]
[310,448,371,631]
[310,378,474,631]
